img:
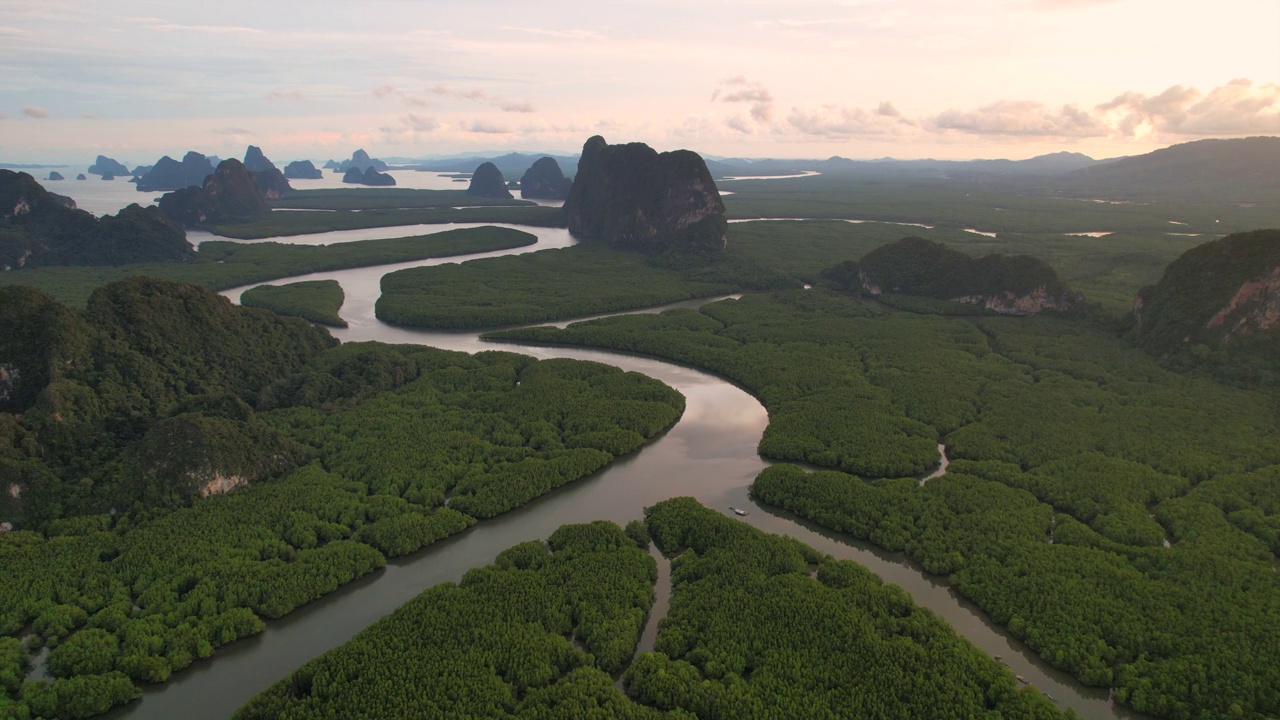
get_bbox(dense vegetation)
[1,307,684,717]
[375,244,750,329]
[492,289,1280,719]
[0,278,336,525]
[0,226,536,307]
[236,500,1067,719]
[211,205,563,239]
[1131,228,1280,385]
[823,236,1079,313]
[234,521,660,719]
[1,170,190,269]
[241,280,347,327]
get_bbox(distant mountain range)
[397,137,1278,202]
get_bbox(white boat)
[730,507,750,516]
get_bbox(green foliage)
[266,348,684,520]
[236,508,1067,719]
[0,226,538,307]
[233,521,659,720]
[0,170,190,268]
[496,290,1280,719]
[375,244,741,329]
[825,235,1076,308]
[241,279,347,327]
[212,205,563,239]
[628,498,1066,719]
[0,279,335,525]
[1132,229,1280,385]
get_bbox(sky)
[1,0,1278,165]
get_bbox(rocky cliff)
[519,157,572,200]
[564,136,726,254]
[335,149,389,173]
[158,159,270,227]
[136,151,215,192]
[342,167,396,186]
[466,162,513,199]
[1132,228,1280,383]
[240,146,292,198]
[46,171,64,181]
[0,170,189,267]
[88,155,129,177]
[283,160,323,179]
[823,236,1080,315]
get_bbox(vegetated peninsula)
[822,236,1082,315]
[519,156,572,200]
[466,161,513,199]
[565,135,728,254]
[0,170,190,268]
[1132,228,1280,383]
[236,500,1067,719]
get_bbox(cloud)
[1017,0,1120,9]
[432,84,535,113]
[788,104,918,139]
[1099,79,1280,136]
[372,85,400,99]
[211,126,253,135]
[499,25,602,40]
[930,100,1107,137]
[464,121,512,134]
[0,112,9,120]
[22,107,48,118]
[265,91,305,103]
[124,16,264,34]
[713,77,774,122]
[82,113,96,120]
[404,114,440,132]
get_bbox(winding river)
[110,222,1141,720]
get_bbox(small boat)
[1016,675,1029,684]
[730,507,750,516]
[993,655,1002,661]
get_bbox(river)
[110,222,1141,720]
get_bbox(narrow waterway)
[110,221,1142,719]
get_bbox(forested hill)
[1053,136,1280,202]
[822,236,1080,315]
[1132,228,1280,384]
[0,278,336,527]
[0,170,191,268]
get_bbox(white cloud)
[713,77,774,122]
[930,100,1107,137]
[1099,79,1280,136]
[788,104,918,138]
[22,107,48,118]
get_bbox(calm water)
[11,167,473,217]
[99,223,1143,720]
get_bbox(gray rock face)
[341,167,396,186]
[136,151,215,192]
[243,145,276,173]
[336,149,389,173]
[88,155,129,176]
[563,136,726,254]
[158,159,270,227]
[466,162,513,199]
[519,157,572,200]
[283,160,323,179]
[47,171,64,181]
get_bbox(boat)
[730,506,750,516]
[1016,675,1029,684]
